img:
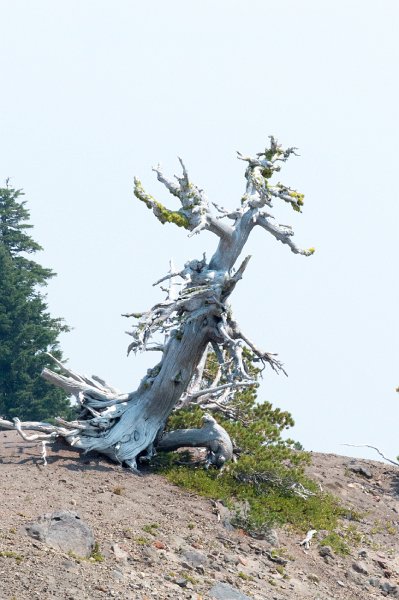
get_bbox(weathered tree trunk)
[0,138,313,471]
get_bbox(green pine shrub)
[155,351,350,535]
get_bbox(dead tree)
[0,137,314,472]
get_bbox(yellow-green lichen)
[153,201,190,229]
[289,191,305,212]
[134,178,190,229]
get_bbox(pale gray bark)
[158,413,233,467]
[0,138,313,471]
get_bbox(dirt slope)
[1,431,399,600]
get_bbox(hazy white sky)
[1,0,398,461]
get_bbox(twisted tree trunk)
[0,137,313,471]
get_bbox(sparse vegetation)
[275,565,287,578]
[134,536,150,545]
[67,542,104,563]
[90,542,104,562]
[0,551,23,563]
[142,523,159,535]
[181,572,197,585]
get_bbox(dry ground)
[1,431,399,600]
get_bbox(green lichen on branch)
[134,178,190,229]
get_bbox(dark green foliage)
[0,184,72,420]
[156,351,347,534]
[319,532,351,555]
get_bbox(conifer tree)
[0,184,71,420]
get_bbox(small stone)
[369,577,381,588]
[346,570,365,586]
[153,540,166,550]
[222,553,237,565]
[319,546,334,558]
[111,543,129,562]
[61,560,79,572]
[381,581,399,596]
[111,569,124,581]
[352,561,369,575]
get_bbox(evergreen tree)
[0,183,71,420]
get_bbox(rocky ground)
[1,431,399,600]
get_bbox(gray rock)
[60,560,79,573]
[217,505,236,531]
[352,561,369,575]
[349,464,372,479]
[181,548,209,567]
[319,545,334,558]
[25,510,94,557]
[180,561,193,570]
[209,582,253,600]
[111,543,129,562]
[369,577,381,588]
[223,553,238,565]
[346,570,366,586]
[250,527,279,547]
[141,546,160,564]
[111,569,125,581]
[381,581,399,596]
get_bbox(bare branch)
[341,444,399,467]
[0,417,70,442]
[41,441,49,466]
[299,529,318,550]
[185,380,255,401]
[152,164,180,197]
[229,318,287,375]
[256,214,314,256]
